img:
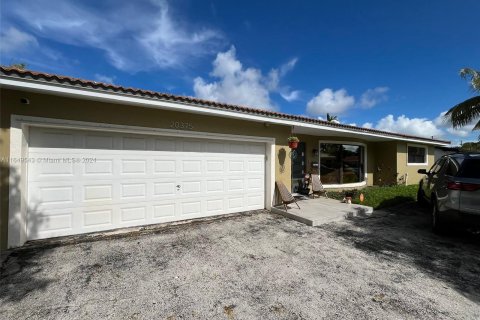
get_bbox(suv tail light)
[447,182,480,191]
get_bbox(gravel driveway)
[1,204,480,319]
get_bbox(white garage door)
[26,127,265,240]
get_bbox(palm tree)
[326,113,338,122]
[9,63,27,70]
[444,68,480,132]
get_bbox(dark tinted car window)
[429,160,441,173]
[445,160,459,176]
[458,159,480,178]
[430,159,446,174]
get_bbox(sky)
[1,0,479,144]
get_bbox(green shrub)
[328,185,418,209]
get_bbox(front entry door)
[291,142,306,193]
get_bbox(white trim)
[318,140,368,188]
[8,115,275,248]
[10,115,276,143]
[406,143,429,166]
[321,181,367,189]
[8,118,29,248]
[0,76,449,146]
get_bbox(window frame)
[407,144,428,166]
[318,140,367,188]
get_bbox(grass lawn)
[328,185,418,209]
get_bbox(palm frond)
[444,96,480,129]
[460,68,480,92]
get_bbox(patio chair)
[310,174,328,199]
[276,181,300,211]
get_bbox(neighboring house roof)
[435,146,460,151]
[0,66,450,145]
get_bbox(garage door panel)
[28,156,75,179]
[84,159,114,175]
[34,213,73,233]
[180,200,203,216]
[28,181,77,210]
[206,160,225,173]
[181,160,202,174]
[27,127,265,240]
[153,159,176,175]
[248,177,264,190]
[37,185,74,205]
[154,138,176,152]
[85,134,115,149]
[206,198,224,214]
[77,206,116,233]
[84,184,113,202]
[206,141,227,153]
[227,196,245,211]
[29,129,76,149]
[248,195,264,208]
[248,144,265,154]
[121,159,147,175]
[229,143,246,154]
[120,206,147,223]
[180,180,202,195]
[122,136,148,150]
[83,208,113,227]
[248,159,264,172]
[228,178,245,191]
[206,179,224,193]
[153,181,176,197]
[229,160,245,172]
[120,182,147,199]
[152,202,176,219]
[27,208,75,240]
[182,140,204,153]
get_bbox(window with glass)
[319,143,365,184]
[408,146,427,164]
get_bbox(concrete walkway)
[271,197,373,226]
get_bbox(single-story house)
[0,67,450,249]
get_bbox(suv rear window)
[458,159,480,178]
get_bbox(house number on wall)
[170,121,194,130]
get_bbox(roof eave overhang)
[0,76,451,147]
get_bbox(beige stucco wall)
[370,141,434,186]
[371,141,398,185]
[0,88,293,249]
[396,143,434,185]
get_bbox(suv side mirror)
[417,169,428,174]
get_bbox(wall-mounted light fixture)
[20,98,30,105]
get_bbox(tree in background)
[326,113,338,122]
[444,68,480,139]
[9,63,27,70]
[460,141,480,151]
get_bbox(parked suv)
[417,153,480,233]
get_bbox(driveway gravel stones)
[1,205,479,319]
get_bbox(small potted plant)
[287,136,300,149]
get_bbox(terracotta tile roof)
[0,66,450,144]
